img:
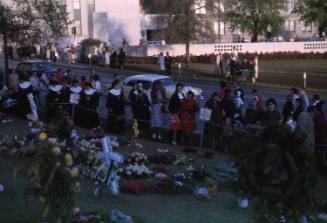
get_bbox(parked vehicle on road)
[121,74,203,102]
[15,60,55,77]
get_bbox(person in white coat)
[297,105,315,153]
[254,56,259,80]
[158,52,165,71]
[105,51,110,68]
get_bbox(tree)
[296,0,327,38]
[142,0,209,69]
[225,0,285,42]
[0,0,68,80]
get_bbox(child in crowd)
[170,112,181,146]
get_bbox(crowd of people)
[0,69,326,153]
[215,48,259,84]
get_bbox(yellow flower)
[75,182,80,192]
[39,132,47,141]
[65,153,73,167]
[70,167,79,178]
[51,146,61,156]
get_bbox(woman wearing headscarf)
[106,79,125,134]
[46,80,65,122]
[79,82,100,128]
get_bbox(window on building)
[290,21,296,32]
[73,0,80,9]
[214,21,225,35]
[285,20,295,32]
[195,0,206,14]
[301,21,312,32]
[73,20,82,36]
[285,21,290,31]
[286,0,296,12]
[213,1,224,14]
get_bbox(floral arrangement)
[118,163,152,179]
[126,152,148,165]
[15,132,80,223]
[120,181,150,194]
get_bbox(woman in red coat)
[180,91,200,145]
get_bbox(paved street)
[2,58,327,132]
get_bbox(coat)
[297,111,315,152]
[180,99,199,134]
[79,88,99,128]
[204,99,224,138]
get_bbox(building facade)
[64,0,141,46]
[141,0,320,43]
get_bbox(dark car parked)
[15,60,55,77]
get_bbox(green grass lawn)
[125,59,327,90]
[0,118,254,223]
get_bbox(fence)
[27,89,327,150]
[129,41,327,57]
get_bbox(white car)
[121,74,203,102]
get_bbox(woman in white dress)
[254,56,259,81]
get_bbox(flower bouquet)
[125,152,148,165]
[118,163,153,179]
[120,181,150,194]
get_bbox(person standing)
[249,58,256,84]
[293,98,304,121]
[91,74,102,94]
[129,82,151,134]
[8,70,19,94]
[67,80,82,125]
[46,80,65,123]
[17,76,38,120]
[164,52,172,75]
[118,48,126,70]
[297,106,316,153]
[282,94,294,123]
[263,98,281,126]
[111,51,118,69]
[204,92,224,149]
[180,91,199,145]
[158,52,165,72]
[299,88,310,110]
[252,89,264,111]
[106,80,125,134]
[254,56,259,82]
[150,81,167,140]
[221,88,236,119]
[79,82,100,128]
[105,51,110,69]
[169,83,185,114]
[215,53,222,76]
